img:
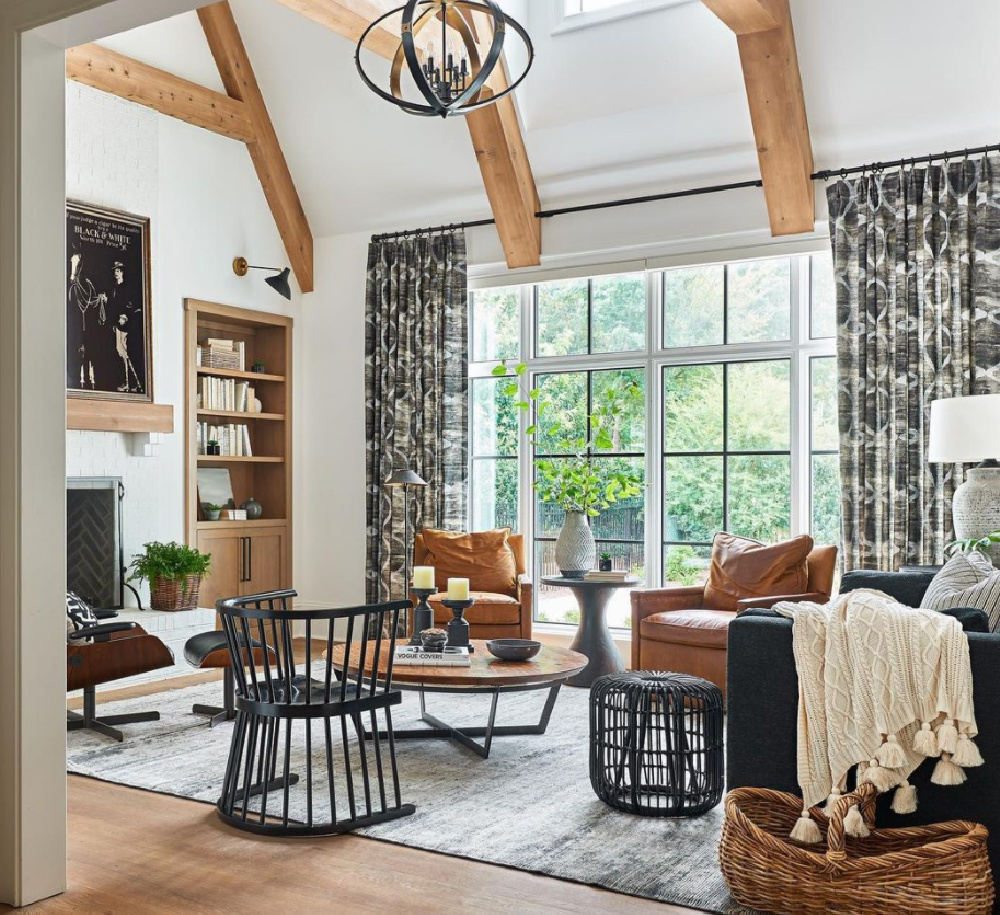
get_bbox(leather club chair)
[631,540,838,695]
[413,531,532,641]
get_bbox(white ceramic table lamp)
[928,394,1000,543]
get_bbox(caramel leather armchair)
[413,532,532,640]
[631,545,838,694]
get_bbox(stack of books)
[584,570,631,583]
[197,338,246,371]
[197,376,258,413]
[196,422,254,457]
[393,646,471,667]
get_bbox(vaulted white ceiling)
[94,0,1000,239]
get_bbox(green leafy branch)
[947,531,1000,557]
[491,360,643,517]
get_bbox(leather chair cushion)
[421,528,518,597]
[639,609,736,649]
[430,592,521,626]
[703,532,813,612]
[184,631,230,669]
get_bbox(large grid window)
[468,252,840,631]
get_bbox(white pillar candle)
[412,566,435,590]
[447,578,470,601]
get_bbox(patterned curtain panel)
[828,158,1000,572]
[364,231,469,603]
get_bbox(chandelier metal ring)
[355,0,534,118]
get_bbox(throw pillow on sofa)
[702,532,813,612]
[421,528,518,596]
[921,551,1000,631]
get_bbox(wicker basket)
[720,782,994,915]
[150,574,202,612]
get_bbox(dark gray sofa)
[727,569,1000,882]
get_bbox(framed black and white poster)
[67,201,153,402]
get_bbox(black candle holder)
[409,587,437,646]
[441,598,475,651]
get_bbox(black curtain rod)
[371,141,1000,242]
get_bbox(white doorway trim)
[0,0,202,904]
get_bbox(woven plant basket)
[150,574,202,612]
[720,782,994,915]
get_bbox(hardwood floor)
[45,646,708,914]
[2,778,705,914]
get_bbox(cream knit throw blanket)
[772,589,983,843]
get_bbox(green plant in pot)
[202,502,223,522]
[599,551,613,572]
[129,541,212,612]
[207,438,221,456]
[492,361,643,578]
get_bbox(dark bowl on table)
[486,639,542,662]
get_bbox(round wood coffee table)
[332,640,586,759]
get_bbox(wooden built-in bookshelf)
[184,299,292,608]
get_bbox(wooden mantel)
[67,398,175,434]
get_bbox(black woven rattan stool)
[590,671,723,816]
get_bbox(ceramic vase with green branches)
[492,360,643,578]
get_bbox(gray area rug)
[67,679,757,914]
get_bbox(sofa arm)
[736,592,828,613]
[517,573,532,640]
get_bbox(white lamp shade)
[928,394,1000,463]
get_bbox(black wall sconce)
[233,256,292,300]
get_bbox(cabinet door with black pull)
[196,529,243,610]
[239,526,286,597]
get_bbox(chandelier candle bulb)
[447,578,470,600]
[412,566,436,590]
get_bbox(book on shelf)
[584,570,631,582]
[197,376,257,413]
[393,646,471,667]
[197,421,254,457]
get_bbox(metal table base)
[364,681,563,759]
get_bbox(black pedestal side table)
[590,671,724,817]
[541,576,638,688]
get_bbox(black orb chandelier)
[355,0,533,118]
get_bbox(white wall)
[65,82,301,606]
[295,231,370,609]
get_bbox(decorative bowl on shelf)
[486,639,542,662]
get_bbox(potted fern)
[129,541,212,612]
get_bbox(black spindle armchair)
[215,590,416,836]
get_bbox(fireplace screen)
[67,477,123,610]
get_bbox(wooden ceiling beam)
[198,1,314,293]
[700,0,780,34]
[269,0,401,60]
[702,0,815,235]
[66,43,256,143]
[271,0,541,267]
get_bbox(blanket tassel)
[823,788,842,817]
[790,807,822,844]
[875,733,907,768]
[937,718,959,755]
[953,733,984,768]
[862,758,899,793]
[931,753,967,786]
[891,780,918,815]
[844,805,870,838]
[913,721,939,758]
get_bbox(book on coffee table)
[393,646,471,667]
